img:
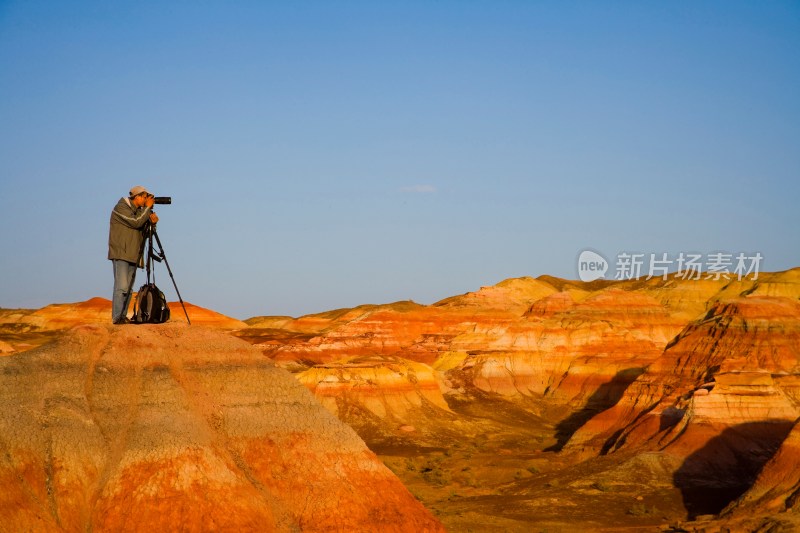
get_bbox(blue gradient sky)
[1,1,798,319]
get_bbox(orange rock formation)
[5,267,800,530]
[0,297,246,353]
[239,268,800,529]
[0,324,444,532]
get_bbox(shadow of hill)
[673,421,794,519]
[545,368,645,452]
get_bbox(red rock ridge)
[0,298,247,353]
[569,295,800,453]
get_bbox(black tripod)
[134,222,191,324]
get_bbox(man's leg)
[122,263,137,318]
[112,260,136,323]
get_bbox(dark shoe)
[113,317,130,325]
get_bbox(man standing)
[108,186,159,324]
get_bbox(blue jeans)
[112,259,137,322]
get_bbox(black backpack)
[132,283,171,324]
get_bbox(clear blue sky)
[1,1,798,319]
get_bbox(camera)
[151,196,172,205]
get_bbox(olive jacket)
[108,197,152,265]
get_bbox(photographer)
[108,186,159,324]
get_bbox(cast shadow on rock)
[545,367,645,452]
[673,421,794,519]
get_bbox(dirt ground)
[363,393,692,532]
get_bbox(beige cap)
[129,185,150,197]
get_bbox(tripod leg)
[151,229,191,325]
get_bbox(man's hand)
[149,212,159,224]
[145,195,156,208]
